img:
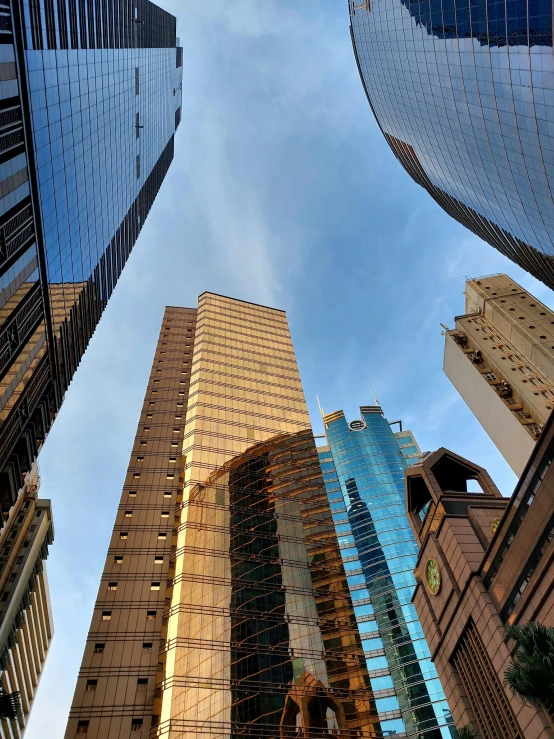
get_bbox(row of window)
[126,490,172,497]
[77,717,143,733]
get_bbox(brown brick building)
[404,415,554,738]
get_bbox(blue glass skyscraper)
[0,0,182,514]
[318,404,454,737]
[349,0,554,288]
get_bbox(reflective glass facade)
[66,297,385,739]
[0,0,181,522]
[350,0,554,288]
[318,406,454,737]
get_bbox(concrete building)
[317,406,454,738]
[405,418,554,739]
[444,274,554,475]
[0,463,54,738]
[65,294,383,739]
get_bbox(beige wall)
[444,274,554,475]
[444,333,535,475]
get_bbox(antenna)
[370,384,380,407]
[316,395,325,419]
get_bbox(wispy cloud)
[25,2,551,737]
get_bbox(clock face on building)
[490,518,501,535]
[425,558,441,595]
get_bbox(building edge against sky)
[65,293,388,739]
[0,0,183,546]
[349,0,554,290]
[443,274,554,476]
[0,1,182,732]
[317,404,454,737]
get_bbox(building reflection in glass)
[318,406,454,737]
[350,0,554,288]
[158,430,382,738]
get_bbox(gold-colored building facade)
[65,293,381,739]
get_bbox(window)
[146,610,156,620]
[166,474,174,480]
[136,154,140,179]
[120,533,128,540]
[102,611,112,621]
[133,473,140,479]
[137,678,148,689]
[94,643,104,653]
[136,456,144,462]
[169,458,176,463]
[151,582,160,591]
[129,491,137,497]
[107,582,118,591]
[154,556,163,564]
[158,533,166,539]
[125,511,133,518]
[246,428,255,440]
[85,680,97,692]
[135,67,139,94]
[452,619,520,738]
[77,721,89,733]
[131,719,143,731]
[143,427,150,432]
[142,642,152,651]
[114,556,123,564]
[135,112,140,139]
[161,511,169,518]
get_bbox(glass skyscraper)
[0,0,182,517]
[349,0,554,288]
[66,296,383,739]
[318,404,454,737]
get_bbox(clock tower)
[404,448,554,738]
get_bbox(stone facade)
[405,429,554,739]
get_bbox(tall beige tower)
[444,274,554,475]
[65,293,380,739]
[0,463,54,739]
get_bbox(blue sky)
[26,1,554,736]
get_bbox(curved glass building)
[318,405,454,737]
[349,0,554,287]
